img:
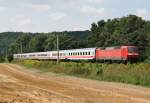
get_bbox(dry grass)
[14,60,150,87]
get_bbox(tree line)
[8,32,88,55]
[1,14,150,62]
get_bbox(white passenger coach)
[14,48,96,60]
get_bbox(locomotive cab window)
[128,47,138,53]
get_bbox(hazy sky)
[0,0,149,32]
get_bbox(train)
[13,46,139,62]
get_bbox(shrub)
[14,60,150,87]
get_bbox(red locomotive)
[96,46,139,62]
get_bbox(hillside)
[0,63,150,103]
[0,31,90,55]
[0,32,20,54]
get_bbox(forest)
[0,15,150,62]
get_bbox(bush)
[7,55,13,62]
[14,60,150,87]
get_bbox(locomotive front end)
[127,46,139,61]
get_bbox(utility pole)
[20,42,23,53]
[57,34,59,64]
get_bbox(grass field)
[13,60,150,87]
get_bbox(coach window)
[80,52,82,55]
[88,52,90,55]
[82,52,84,55]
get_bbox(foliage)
[1,15,150,60]
[15,60,150,87]
[7,31,89,54]
[88,15,150,60]
[7,55,13,63]
[0,32,21,56]
[0,56,5,63]
[0,53,5,63]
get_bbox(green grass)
[13,60,150,87]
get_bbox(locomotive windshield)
[128,47,138,53]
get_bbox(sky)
[0,0,150,32]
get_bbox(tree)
[88,15,150,60]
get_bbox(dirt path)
[0,64,150,103]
